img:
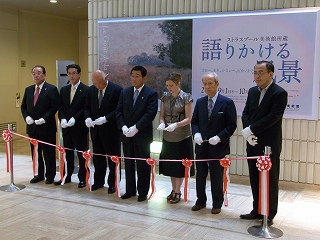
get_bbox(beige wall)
[88,0,320,184]
[0,7,88,136]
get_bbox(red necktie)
[34,86,40,106]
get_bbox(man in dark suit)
[240,60,288,226]
[116,65,158,202]
[84,70,122,193]
[54,64,89,188]
[191,72,237,214]
[21,65,59,184]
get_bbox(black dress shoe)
[240,213,262,220]
[45,179,54,184]
[108,187,116,194]
[30,176,44,183]
[91,184,104,191]
[137,195,147,202]
[121,193,136,199]
[191,205,206,211]
[211,208,221,214]
[78,181,86,188]
[54,179,71,186]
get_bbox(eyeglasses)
[253,71,269,76]
[67,72,79,76]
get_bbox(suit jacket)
[242,82,288,156]
[84,81,123,143]
[21,81,59,137]
[192,94,237,158]
[116,85,158,144]
[58,82,89,137]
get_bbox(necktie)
[208,98,213,119]
[34,86,40,106]
[70,86,76,103]
[98,89,103,107]
[259,88,267,105]
[133,89,139,106]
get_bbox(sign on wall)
[98,7,320,120]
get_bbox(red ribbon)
[220,157,231,207]
[82,150,92,191]
[57,146,66,184]
[29,138,39,176]
[256,155,272,216]
[146,158,156,200]
[182,158,193,203]
[2,130,12,173]
[111,155,120,197]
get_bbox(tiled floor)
[0,139,320,240]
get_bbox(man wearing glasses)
[55,64,89,188]
[240,60,288,226]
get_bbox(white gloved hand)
[60,119,68,128]
[247,135,258,146]
[194,133,203,145]
[67,117,75,127]
[164,122,178,132]
[122,125,129,135]
[85,118,94,128]
[157,123,166,131]
[126,125,138,137]
[241,126,253,139]
[25,116,34,125]
[93,116,106,125]
[209,135,220,145]
[35,118,45,125]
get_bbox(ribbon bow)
[182,158,193,202]
[146,158,156,200]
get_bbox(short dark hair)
[32,65,46,74]
[256,60,274,73]
[130,65,147,77]
[66,64,81,74]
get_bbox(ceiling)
[0,0,88,21]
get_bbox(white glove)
[194,133,203,145]
[67,117,75,127]
[164,122,178,132]
[122,125,129,135]
[157,123,166,131]
[35,118,45,125]
[209,135,220,145]
[25,116,34,125]
[126,125,138,137]
[85,118,94,128]
[60,119,68,128]
[241,126,253,139]
[93,116,106,125]
[247,135,258,146]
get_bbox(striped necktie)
[208,98,213,119]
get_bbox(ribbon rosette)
[220,157,231,206]
[182,158,193,202]
[82,150,92,191]
[2,130,13,172]
[57,146,67,184]
[111,155,120,197]
[146,158,156,200]
[256,155,272,216]
[29,138,39,176]
[256,155,272,171]
[2,130,12,142]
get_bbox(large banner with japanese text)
[98,7,320,120]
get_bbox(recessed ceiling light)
[50,0,58,3]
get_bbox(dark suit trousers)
[30,132,56,181]
[62,132,87,182]
[92,135,121,188]
[195,148,224,208]
[247,152,280,219]
[123,140,151,197]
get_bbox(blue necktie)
[208,98,213,119]
[133,89,139,106]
